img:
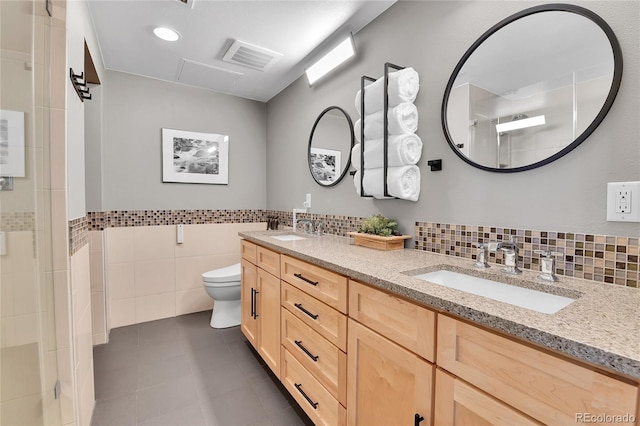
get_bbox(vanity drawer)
[349,280,435,362]
[437,315,639,425]
[257,245,280,277]
[281,282,347,351]
[240,240,257,264]
[282,309,347,406]
[281,348,346,426]
[281,255,348,314]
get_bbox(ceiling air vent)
[222,40,282,72]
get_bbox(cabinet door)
[257,268,281,378]
[347,319,433,426]
[434,369,541,426]
[240,259,257,347]
[437,315,639,425]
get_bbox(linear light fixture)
[496,115,546,133]
[305,34,356,86]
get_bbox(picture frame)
[309,147,341,185]
[0,110,25,177]
[162,128,229,185]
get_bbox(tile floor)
[91,311,313,426]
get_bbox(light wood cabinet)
[434,369,541,426]
[257,245,280,277]
[257,267,281,377]
[240,241,281,378]
[347,318,433,426]
[240,259,258,347]
[241,239,257,264]
[282,308,347,405]
[349,279,436,362]
[281,281,347,351]
[437,315,639,425]
[281,348,347,426]
[281,255,348,313]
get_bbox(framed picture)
[162,128,229,184]
[309,147,341,185]
[0,110,25,177]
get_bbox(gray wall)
[101,70,267,210]
[266,0,640,237]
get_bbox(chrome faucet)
[472,242,490,268]
[296,219,314,234]
[292,208,307,232]
[534,250,563,282]
[497,236,522,275]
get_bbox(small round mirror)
[308,106,354,186]
[442,4,622,172]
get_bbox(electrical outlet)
[607,182,640,222]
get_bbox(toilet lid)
[202,262,241,283]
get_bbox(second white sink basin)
[414,269,576,314]
[271,234,306,241]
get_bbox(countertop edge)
[239,232,640,380]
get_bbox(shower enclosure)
[1,1,61,425]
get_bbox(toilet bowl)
[202,262,241,328]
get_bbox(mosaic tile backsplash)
[0,212,35,231]
[415,222,639,288]
[72,209,639,288]
[69,216,88,255]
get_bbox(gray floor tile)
[138,319,184,347]
[137,376,198,422]
[193,359,249,398]
[93,312,310,426]
[137,403,204,426]
[138,338,187,366]
[251,375,294,415]
[94,347,139,374]
[267,405,313,426]
[94,366,137,400]
[137,354,192,391]
[201,385,267,426]
[91,393,137,426]
[186,343,236,372]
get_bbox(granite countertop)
[239,230,640,380]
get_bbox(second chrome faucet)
[473,236,522,275]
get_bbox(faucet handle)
[534,250,564,258]
[472,242,490,268]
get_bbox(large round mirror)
[308,106,354,186]
[442,4,622,172]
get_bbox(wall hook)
[427,159,442,171]
[70,68,91,102]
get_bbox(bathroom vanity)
[239,231,640,426]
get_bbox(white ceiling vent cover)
[222,40,283,72]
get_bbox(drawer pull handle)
[414,413,424,426]
[294,383,318,409]
[294,303,319,320]
[294,340,319,362]
[294,273,318,286]
[250,288,255,318]
[253,290,259,319]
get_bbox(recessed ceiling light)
[153,27,180,42]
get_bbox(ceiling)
[88,0,396,102]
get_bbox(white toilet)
[202,262,242,328]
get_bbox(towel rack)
[359,62,406,198]
[70,68,92,102]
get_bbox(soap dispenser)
[534,250,564,282]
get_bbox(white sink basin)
[414,270,576,314]
[271,234,306,241]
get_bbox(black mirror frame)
[308,106,355,187]
[441,3,623,173]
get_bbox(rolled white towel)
[351,134,423,171]
[355,67,420,115]
[353,166,420,201]
[361,103,418,140]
